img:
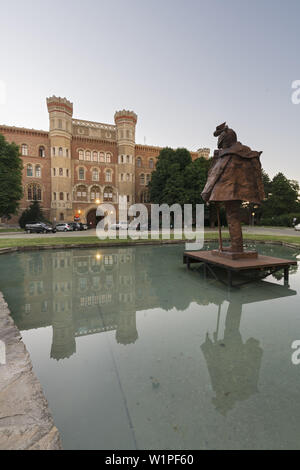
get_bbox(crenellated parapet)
[114,110,137,124]
[46,96,73,116]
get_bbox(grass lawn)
[0,228,23,233]
[0,232,300,249]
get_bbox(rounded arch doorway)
[86,209,103,228]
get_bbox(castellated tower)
[114,110,137,209]
[47,96,73,223]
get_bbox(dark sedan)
[25,222,56,234]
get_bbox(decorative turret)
[46,96,74,223]
[114,110,138,208]
[197,148,210,160]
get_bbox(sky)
[1,0,300,182]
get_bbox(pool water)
[0,243,300,450]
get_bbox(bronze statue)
[202,123,265,256]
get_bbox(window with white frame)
[85,151,91,161]
[92,169,99,181]
[27,164,33,177]
[106,153,111,163]
[22,144,28,156]
[79,167,85,180]
[35,165,41,178]
[105,169,112,182]
[79,150,84,160]
[93,151,98,162]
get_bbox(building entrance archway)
[86,209,103,228]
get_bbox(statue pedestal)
[211,249,258,260]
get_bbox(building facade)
[0,96,210,226]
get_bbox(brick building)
[0,96,210,226]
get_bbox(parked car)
[55,223,72,232]
[25,222,56,234]
[295,223,300,231]
[79,223,88,231]
[109,221,128,230]
[67,222,81,231]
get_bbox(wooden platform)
[183,250,298,287]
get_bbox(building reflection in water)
[0,246,297,414]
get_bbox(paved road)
[0,226,299,239]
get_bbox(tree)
[0,133,23,219]
[149,148,212,224]
[262,172,299,217]
[149,147,192,205]
[19,200,47,228]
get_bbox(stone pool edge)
[0,293,62,450]
[0,238,299,256]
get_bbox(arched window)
[149,158,154,169]
[27,183,42,201]
[59,192,64,201]
[79,167,85,180]
[79,150,84,160]
[137,157,142,168]
[146,174,151,184]
[126,155,130,163]
[53,168,56,177]
[99,152,105,163]
[92,169,99,181]
[35,165,41,177]
[52,147,56,156]
[140,173,145,185]
[59,168,63,176]
[106,153,111,163]
[76,185,88,201]
[39,146,45,158]
[93,151,98,162]
[59,147,63,156]
[27,164,33,177]
[90,186,101,201]
[21,144,28,156]
[105,169,112,182]
[103,187,113,202]
[66,149,69,158]
[121,155,124,163]
[53,192,56,201]
[85,151,91,161]
[126,173,130,182]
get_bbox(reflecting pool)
[0,243,300,450]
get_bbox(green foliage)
[0,133,23,219]
[149,148,211,208]
[261,172,300,217]
[260,213,300,227]
[19,200,47,228]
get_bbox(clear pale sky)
[1,0,300,182]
